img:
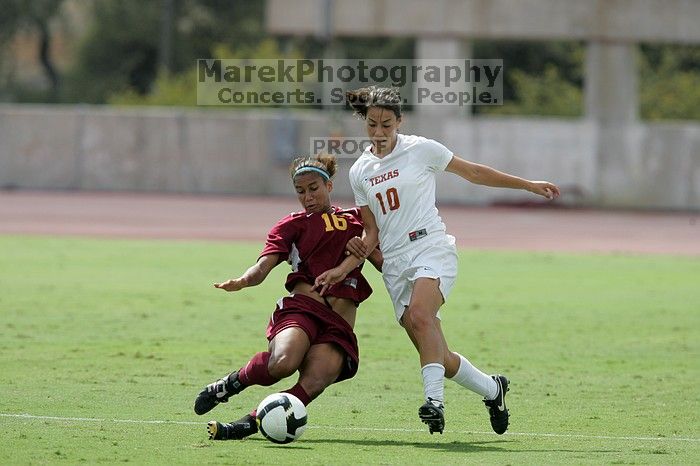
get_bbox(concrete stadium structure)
[0,0,698,209]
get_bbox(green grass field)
[1,235,698,465]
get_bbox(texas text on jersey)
[349,134,453,258]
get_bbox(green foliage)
[0,0,65,101]
[3,0,700,121]
[474,40,700,120]
[0,0,64,42]
[0,0,22,100]
[480,65,583,117]
[1,236,699,464]
[107,39,303,107]
[64,0,268,104]
[191,0,267,51]
[62,0,161,103]
[106,34,414,108]
[640,44,700,121]
[107,68,198,107]
[472,41,584,117]
[12,0,65,25]
[0,0,22,43]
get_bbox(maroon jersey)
[260,206,372,304]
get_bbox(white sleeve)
[349,164,368,206]
[422,138,454,172]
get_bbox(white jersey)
[349,134,453,258]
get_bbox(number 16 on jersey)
[321,213,348,231]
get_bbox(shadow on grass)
[278,437,509,453]
[223,436,620,455]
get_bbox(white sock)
[448,353,498,400]
[421,363,445,405]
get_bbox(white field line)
[1,413,698,443]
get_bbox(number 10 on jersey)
[375,188,400,215]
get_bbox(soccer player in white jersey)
[315,86,560,435]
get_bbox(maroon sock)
[283,383,313,406]
[238,352,279,387]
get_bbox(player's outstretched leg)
[482,375,509,434]
[207,413,258,440]
[194,371,246,415]
[418,397,445,434]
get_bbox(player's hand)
[314,268,348,296]
[346,236,369,258]
[214,278,247,292]
[528,181,560,200]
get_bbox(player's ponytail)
[346,86,402,120]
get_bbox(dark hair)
[289,154,337,181]
[346,86,402,120]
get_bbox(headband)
[293,166,330,180]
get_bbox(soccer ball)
[256,393,308,444]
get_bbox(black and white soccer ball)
[256,393,308,444]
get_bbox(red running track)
[1,190,698,256]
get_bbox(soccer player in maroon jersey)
[195,154,382,441]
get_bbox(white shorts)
[381,234,458,323]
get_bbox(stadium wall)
[0,104,697,210]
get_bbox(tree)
[472,40,584,115]
[0,0,22,43]
[28,0,64,97]
[63,1,161,102]
[0,0,65,100]
[64,0,270,103]
[640,44,700,120]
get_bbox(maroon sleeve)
[348,207,362,222]
[259,215,299,262]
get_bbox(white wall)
[0,104,698,210]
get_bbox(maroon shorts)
[266,294,359,383]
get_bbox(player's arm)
[315,206,381,295]
[446,155,560,200]
[318,239,382,286]
[355,205,380,255]
[214,254,280,292]
[366,247,383,272]
[346,205,382,267]
[314,252,359,296]
[315,235,383,296]
[347,236,382,271]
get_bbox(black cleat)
[207,414,258,440]
[418,398,445,434]
[483,374,510,434]
[194,371,246,415]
